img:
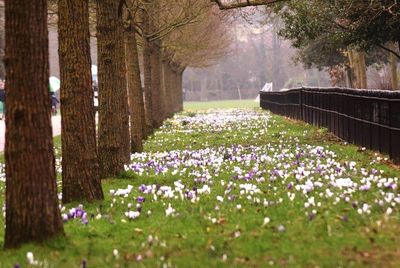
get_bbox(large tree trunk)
[4,0,64,248]
[58,0,104,203]
[0,6,5,80]
[389,42,398,90]
[97,0,131,178]
[125,22,145,152]
[141,8,153,138]
[118,30,131,163]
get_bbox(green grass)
[184,99,258,110]
[0,108,399,267]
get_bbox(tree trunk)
[58,0,104,203]
[358,51,367,89]
[150,41,163,128]
[348,49,365,89]
[164,63,175,118]
[125,22,145,152]
[97,0,131,178]
[177,69,184,112]
[118,29,131,163]
[348,50,357,88]
[200,76,208,102]
[141,8,153,138]
[345,65,353,88]
[172,69,181,113]
[272,25,284,89]
[161,61,168,119]
[4,0,64,248]
[389,42,398,90]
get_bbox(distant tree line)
[212,0,399,90]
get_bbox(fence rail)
[260,87,400,164]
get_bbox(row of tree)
[4,0,230,248]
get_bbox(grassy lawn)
[0,107,399,267]
[184,99,258,110]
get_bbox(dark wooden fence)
[260,87,400,164]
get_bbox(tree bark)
[58,0,104,203]
[161,61,167,119]
[163,62,174,118]
[125,22,145,152]
[141,8,153,138]
[97,0,131,178]
[150,41,163,128]
[348,49,366,89]
[177,69,184,112]
[358,51,367,89]
[170,67,184,113]
[172,69,180,113]
[4,0,64,248]
[348,50,357,88]
[171,65,179,114]
[389,42,398,90]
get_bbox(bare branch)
[376,43,400,59]
[210,0,288,10]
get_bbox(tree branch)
[210,0,288,10]
[376,43,400,59]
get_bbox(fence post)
[299,87,303,120]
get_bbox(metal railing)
[260,87,400,164]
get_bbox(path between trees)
[0,115,62,152]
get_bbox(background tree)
[4,0,64,248]
[212,0,399,90]
[160,2,232,110]
[124,0,146,152]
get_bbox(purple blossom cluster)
[61,204,88,225]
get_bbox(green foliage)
[275,0,399,70]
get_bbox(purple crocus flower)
[137,196,145,203]
[139,184,146,192]
[81,213,88,225]
[75,208,84,218]
[187,191,194,199]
